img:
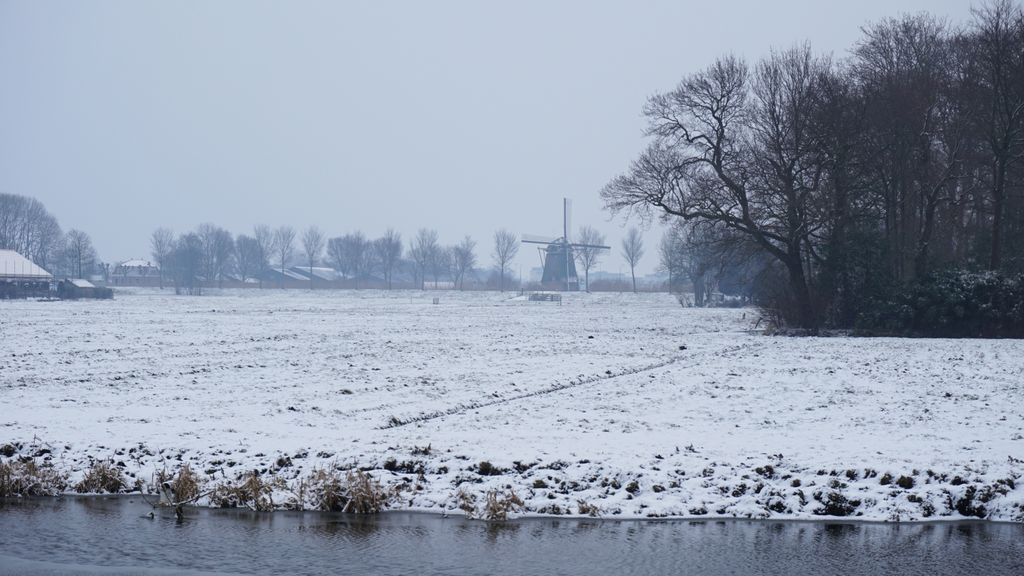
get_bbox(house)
[0,249,53,298]
[112,259,160,286]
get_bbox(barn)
[0,249,53,298]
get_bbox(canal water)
[1,497,1022,575]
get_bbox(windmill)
[522,198,610,291]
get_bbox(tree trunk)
[990,157,1007,270]
[785,255,817,332]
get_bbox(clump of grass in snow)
[0,459,69,497]
[301,467,347,511]
[576,499,601,517]
[155,463,203,503]
[344,470,394,514]
[74,460,126,494]
[210,471,285,511]
[481,489,524,521]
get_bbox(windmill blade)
[570,242,611,250]
[521,234,557,245]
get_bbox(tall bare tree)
[64,229,96,279]
[574,226,606,292]
[450,236,477,290]
[968,0,1024,270]
[409,228,439,289]
[235,234,261,284]
[621,227,644,292]
[301,226,326,289]
[253,225,275,288]
[492,229,519,292]
[150,227,174,289]
[373,229,403,289]
[603,46,831,327]
[197,224,234,287]
[273,226,296,288]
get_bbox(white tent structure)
[0,249,52,281]
[0,249,53,298]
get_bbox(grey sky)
[1,0,973,276]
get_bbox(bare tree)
[450,236,477,290]
[150,227,174,289]
[167,233,203,295]
[621,227,644,292]
[235,234,261,284]
[197,224,234,287]
[492,229,519,292]
[373,229,403,289]
[301,226,326,289]
[253,225,275,288]
[409,228,439,289]
[64,229,96,279]
[968,0,1024,270]
[574,226,605,292]
[0,193,63,271]
[603,47,831,328]
[273,226,296,288]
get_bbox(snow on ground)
[2,289,1022,521]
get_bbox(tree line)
[152,222,644,293]
[0,193,100,279]
[152,224,535,293]
[604,1,1024,332]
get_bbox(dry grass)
[343,470,393,514]
[576,499,601,517]
[0,459,69,497]
[155,463,203,503]
[210,471,285,511]
[304,467,347,512]
[74,460,126,494]
[456,487,477,518]
[481,489,524,521]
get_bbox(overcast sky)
[0,0,974,276]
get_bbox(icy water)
[1,497,1023,575]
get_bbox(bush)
[856,270,1024,338]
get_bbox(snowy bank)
[2,290,1022,521]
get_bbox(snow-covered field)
[2,289,1022,521]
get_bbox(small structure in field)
[0,249,53,298]
[58,278,113,300]
[528,292,562,303]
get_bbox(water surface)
[1,497,1022,575]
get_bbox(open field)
[2,289,1023,521]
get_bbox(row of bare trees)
[0,193,100,279]
[151,224,534,291]
[604,1,1024,328]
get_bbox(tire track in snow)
[379,338,766,429]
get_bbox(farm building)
[57,278,113,300]
[112,259,160,286]
[0,249,53,298]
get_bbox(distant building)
[0,249,53,298]
[57,278,113,300]
[112,259,161,286]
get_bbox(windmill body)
[522,198,609,291]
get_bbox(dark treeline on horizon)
[605,0,1024,335]
[150,223,521,294]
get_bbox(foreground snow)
[2,289,1022,521]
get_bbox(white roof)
[118,259,156,268]
[0,249,52,280]
[69,279,95,288]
